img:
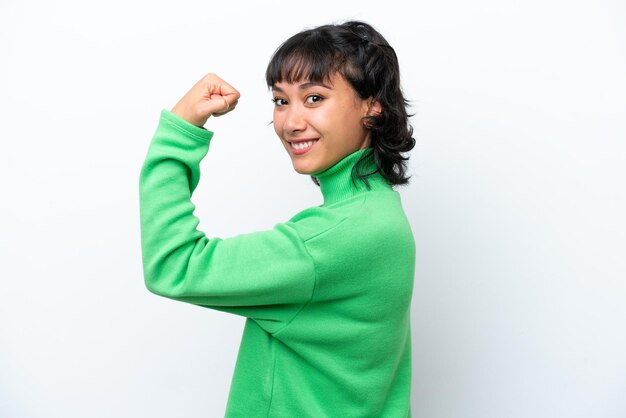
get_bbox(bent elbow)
[142,262,187,299]
[143,274,164,296]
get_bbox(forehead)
[271,80,332,93]
[272,72,353,94]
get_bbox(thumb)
[201,82,239,117]
[197,94,231,117]
[206,93,239,118]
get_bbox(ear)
[366,98,382,117]
[363,98,382,128]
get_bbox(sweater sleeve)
[139,109,316,333]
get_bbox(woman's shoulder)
[285,195,367,242]
[286,190,409,243]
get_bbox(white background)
[1,0,625,417]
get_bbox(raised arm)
[139,74,316,334]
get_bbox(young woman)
[140,20,416,417]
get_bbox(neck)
[313,148,391,205]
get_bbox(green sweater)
[139,109,416,417]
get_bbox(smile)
[289,139,318,155]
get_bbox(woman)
[140,20,416,417]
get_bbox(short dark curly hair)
[265,20,415,187]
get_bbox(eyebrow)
[271,81,332,93]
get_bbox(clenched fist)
[171,73,240,127]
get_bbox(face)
[271,71,380,174]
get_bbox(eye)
[271,97,287,107]
[306,95,323,104]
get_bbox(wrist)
[171,105,209,128]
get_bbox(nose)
[281,104,307,134]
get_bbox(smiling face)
[272,72,380,175]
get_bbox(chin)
[291,154,343,175]
[291,161,316,175]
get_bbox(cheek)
[308,108,333,133]
[335,110,367,149]
[330,110,357,138]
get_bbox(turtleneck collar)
[313,148,392,206]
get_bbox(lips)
[288,139,318,155]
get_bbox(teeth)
[291,140,316,150]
